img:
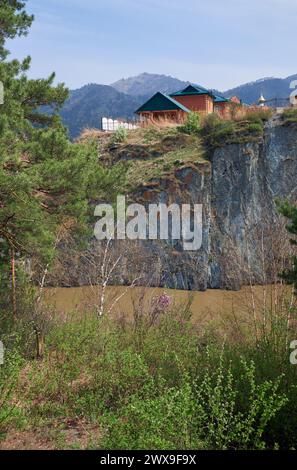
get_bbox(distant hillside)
[60,84,143,138]
[223,75,296,104]
[111,73,189,97]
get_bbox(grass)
[125,142,208,191]
[97,125,208,192]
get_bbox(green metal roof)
[170,84,211,97]
[135,92,190,114]
[213,94,230,103]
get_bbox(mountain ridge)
[111,72,190,96]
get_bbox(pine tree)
[0,1,33,60]
[0,1,125,317]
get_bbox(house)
[135,91,190,123]
[213,94,230,117]
[213,94,243,118]
[136,83,243,123]
[170,85,214,115]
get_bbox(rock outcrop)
[119,115,297,290]
[51,115,297,291]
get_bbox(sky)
[7,0,297,91]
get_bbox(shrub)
[110,127,128,144]
[247,122,264,135]
[101,378,202,450]
[281,108,297,125]
[179,112,200,135]
[194,356,287,450]
[201,114,235,148]
[0,347,24,435]
[246,109,272,123]
[101,355,287,450]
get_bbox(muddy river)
[44,284,290,322]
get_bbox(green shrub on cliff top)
[247,122,263,134]
[282,108,297,125]
[201,114,236,147]
[179,112,200,135]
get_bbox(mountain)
[60,84,143,138]
[112,71,296,105]
[223,75,297,105]
[111,73,189,97]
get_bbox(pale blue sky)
[7,0,297,91]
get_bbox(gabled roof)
[213,93,230,103]
[170,84,211,97]
[135,92,190,114]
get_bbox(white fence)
[101,117,139,132]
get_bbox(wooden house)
[170,85,214,115]
[135,92,190,123]
[135,83,243,123]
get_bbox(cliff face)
[122,115,297,291]
[208,116,297,289]
[51,116,297,291]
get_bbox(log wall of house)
[173,94,214,114]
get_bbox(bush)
[101,378,202,450]
[101,355,287,450]
[201,114,235,148]
[282,108,297,125]
[246,109,272,123]
[179,112,200,135]
[0,347,24,436]
[247,122,263,134]
[110,127,128,144]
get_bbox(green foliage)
[281,108,297,125]
[246,109,272,123]
[0,346,25,435]
[202,114,236,148]
[102,378,200,450]
[201,109,272,149]
[247,122,263,134]
[179,112,200,135]
[0,1,33,60]
[102,354,287,450]
[194,356,287,450]
[110,127,128,144]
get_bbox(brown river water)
[44,284,290,322]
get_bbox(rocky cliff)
[208,115,297,290]
[114,115,297,291]
[51,115,297,291]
